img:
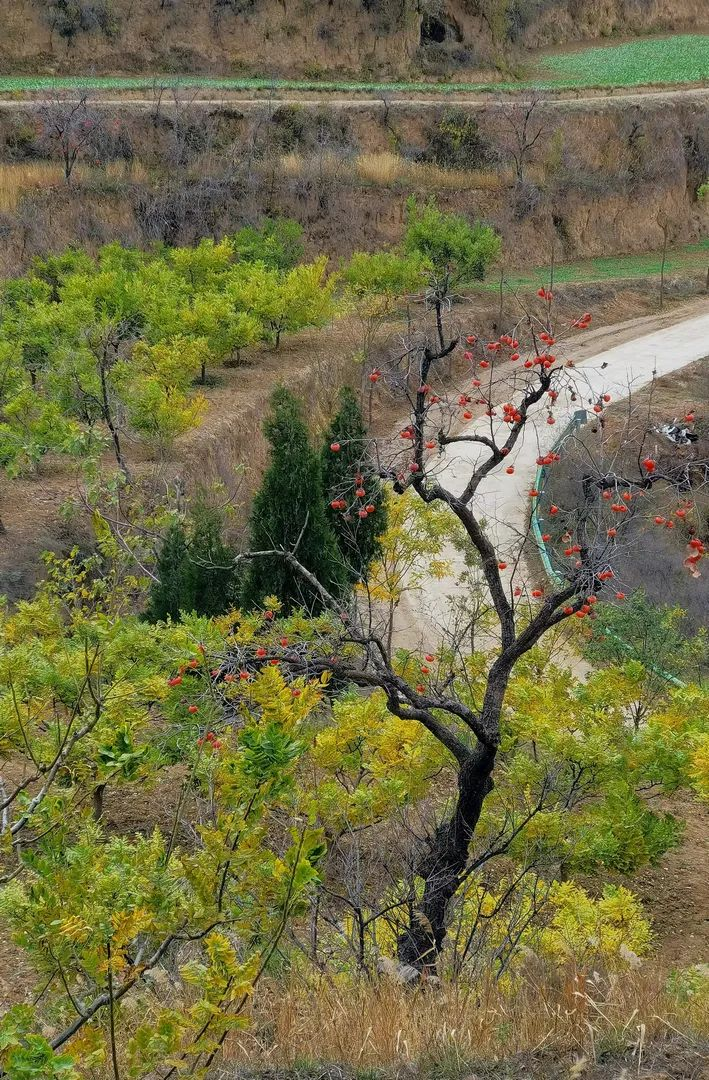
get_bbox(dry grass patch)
[0,161,67,211]
[0,160,147,211]
[279,150,509,191]
[228,966,707,1069]
[356,151,508,191]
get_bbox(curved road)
[402,306,709,641]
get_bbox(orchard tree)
[241,387,348,613]
[232,216,305,270]
[321,386,387,584]
[341,250,425,395]
[230,256,336,348]
[403,196,500,349]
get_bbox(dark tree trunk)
[92,783,106,821]
[397,743,496,972]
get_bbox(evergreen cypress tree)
[184,504,240,617]
[146,506,239,622]
[241,387,348,613]
[146,519,192,623]
[321,386,387,583]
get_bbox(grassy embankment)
[0,34,706,95]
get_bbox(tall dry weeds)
[226,965,706,1069]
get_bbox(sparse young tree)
[34,92,105,183]
[498,93,545,184]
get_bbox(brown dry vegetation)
[0,92,708,274]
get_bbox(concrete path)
[1,88,708,111]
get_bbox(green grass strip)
[480,239,709,292]
[0,34,706,96]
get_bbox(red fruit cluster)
[537,287,553,301]
[685,537,706,576]
[571,312,592,329]
[502,402,523,425]
[197,731,222,750]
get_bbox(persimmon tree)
[291,644,707,980]
[232,284,707,973]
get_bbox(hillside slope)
[1,0,706,77]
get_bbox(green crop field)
[0,34,706,96]
[482,239,709,292]
[538,34,709,88]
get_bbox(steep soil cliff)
[0,0,706,77]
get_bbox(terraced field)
[0,34,706,96]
